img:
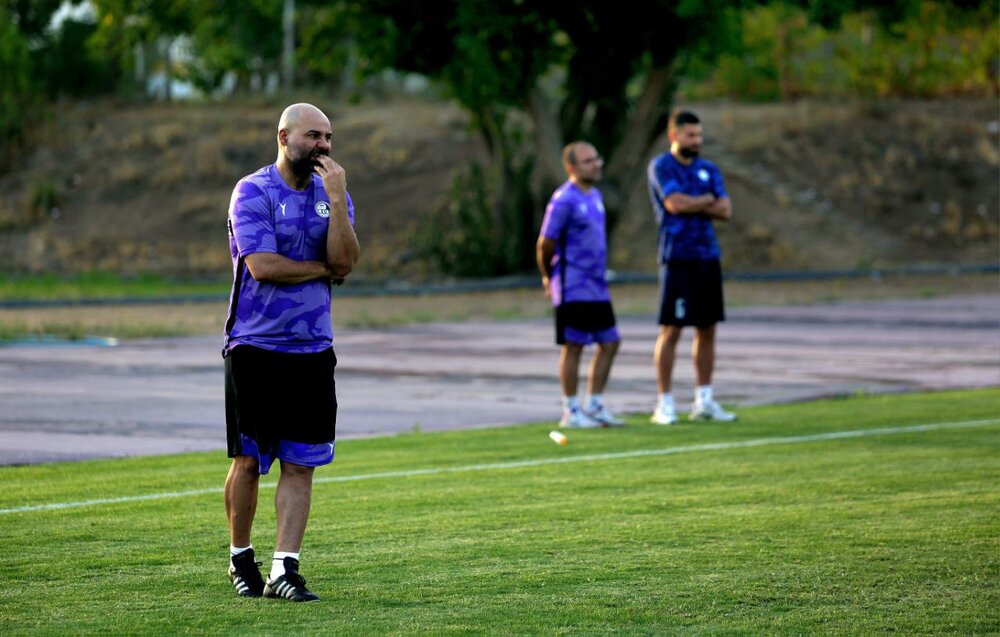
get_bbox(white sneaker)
[690,399,737,422]
[560,409,602,429]
[586,404,625,427]
[650,403,678,425]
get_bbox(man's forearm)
[665,193,716,215]
[325,196,360,277]
[703,197,732,221]
[245,252,333,284]
[536,238,555,279]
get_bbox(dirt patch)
[0,97,485,278]
[705,100,999,269]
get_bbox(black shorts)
[555,301,618,345]
[225,345,338,458]
[658,259,725,327]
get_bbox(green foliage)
[415,159,534,277]
[0,390,997,633]
[296,2,358,89]
[27,178,60,221]
[866,1,998,96]
[3,0,63,38]
[0,8,36,153]
[444,2,558,113]
[683,1,999,100]
[186,0,282,93]
[88,0,196,98]
[0,271,228,301]
[36,19,117,97]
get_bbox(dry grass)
[0,272,994,341]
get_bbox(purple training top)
[223,164,355,356]
[539,181,610,306]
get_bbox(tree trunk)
[589,64,673,240]
[283,0,295,91]
[526,87,565,195]
[163,37,172,102]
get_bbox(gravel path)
[0,295,996,465]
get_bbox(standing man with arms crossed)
[223,103,360,602]
[537,141,625,428]
[647,110,736,425]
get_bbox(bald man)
[536,142,624,429]
[223,103,360,602]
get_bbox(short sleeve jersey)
[538,181,610,307]
[223,164,355,355]
[647,152,727,262]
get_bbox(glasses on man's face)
[577,155,603,165]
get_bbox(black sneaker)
[228,549,265,598]
[263,557,320,602]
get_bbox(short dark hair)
[562,141,588,166]
[669,110,700,134]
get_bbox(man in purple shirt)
[647,110,736,425]
[536,142,624,428]
[223,103,359,602]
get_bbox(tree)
[37,18,117,98]
[89,0,194,100]
[185,1,284,95]
[344,0,743,273]
[4,0,64,40]
[347,0,994,276]
[0,5,35,156]
[1,0,66,162]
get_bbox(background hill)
[0,96,996,281]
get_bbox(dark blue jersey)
[647,152,727,262]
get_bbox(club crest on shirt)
[315,201,331,218]
[698,169,710,182]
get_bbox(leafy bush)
[415,157,535,277]
[0,13,35,157]
[37,19,117,98]
[28,179,61,222]
[682,1,998,100]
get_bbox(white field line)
[2,418,998,516]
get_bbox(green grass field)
[1,389,997,635]
[0,272,229,301]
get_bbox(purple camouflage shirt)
[223,164,355,355]
[539,181,610,306]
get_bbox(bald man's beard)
[576,169,602,187]
[288,146,329,177]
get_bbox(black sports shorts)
[658,259,725,327]
[225,345,338,458]
[555,301,617,345]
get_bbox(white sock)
[658,393,674,409]
[230,544,252,560]
[270,551,300,580]
[696,385,713,405]
[562,396,580,411]
[586,394,603,410]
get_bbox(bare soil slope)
[0,97,996,279]
[0,97,486,279]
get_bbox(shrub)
[415,157,535,277]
